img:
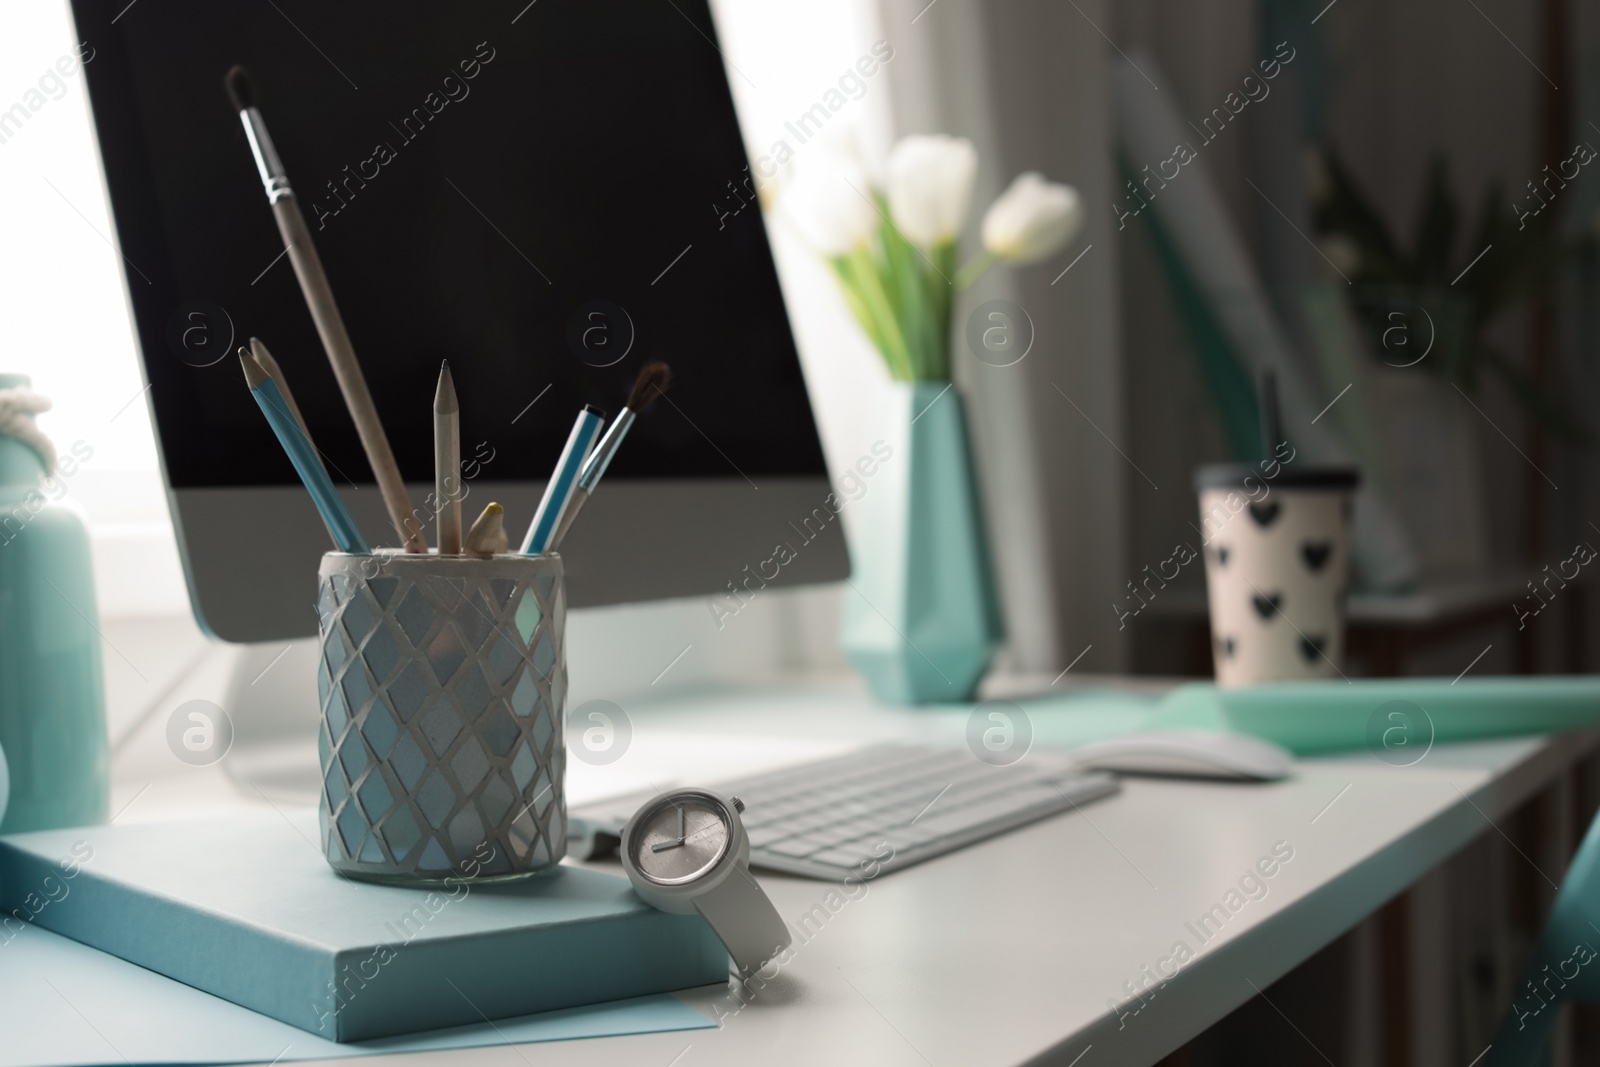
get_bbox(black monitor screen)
[72,0,825,491]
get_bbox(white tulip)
[885,134,977,247]
[780,152,879,256]
[982,172,1084,264]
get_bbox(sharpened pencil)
[435,361,461,555]
[246,338,335,544]
[241,348,368,554]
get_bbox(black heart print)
[1216,546,1230,566]
[1215,635,1237,659]
[1302,542,1331,572]
[1252,593,1282,619]
[1300,635,1326,662]
[1248,501,1281,527]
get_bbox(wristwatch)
[620,788,791,977]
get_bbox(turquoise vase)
[840,382,1003,705]
[0,374,108,832]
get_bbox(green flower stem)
[880,220,932,379]
[927,241,957,380]
[828,256,886,355]
[841,245,914,380]
[954,250,1000,291]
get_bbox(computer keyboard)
[569,743,1120,881]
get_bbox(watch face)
[631,793,731,886]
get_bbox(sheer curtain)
[874,0,1129,674]
[0,0,187,619]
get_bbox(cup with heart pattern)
[1194,464,1359,687]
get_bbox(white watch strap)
[693,865,791,977]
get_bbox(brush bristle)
[223,64,256,112]
[628,362,672,412]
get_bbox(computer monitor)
[70,0,848,643]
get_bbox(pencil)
[241,348,369,554]
[248,338,312,442]
[435,361,461,555]
[247,338,335,543]
[224,65,425,553]
[520,405,606,555]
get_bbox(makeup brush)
[464,502,509,558]
[434,361,461,555]
[224,64,425,553]
[547,362,672,552]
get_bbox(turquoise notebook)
[0,811,727,1042]
[1,925,714,1067]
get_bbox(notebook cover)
[1,926,715,1067]
[0,811,727,1042]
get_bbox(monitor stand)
[219,638,323,805]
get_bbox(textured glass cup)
[315,551,567,883]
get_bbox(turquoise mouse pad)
[0,923,713,1067]
[1146,676,1600,755]
[907,688,1161,748]
[951,677,1600,757]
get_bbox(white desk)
[107,674,1598,1067]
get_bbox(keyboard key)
[765,835,833,859]
[805,846,877,870]
[747,825,794,849]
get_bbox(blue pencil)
[520,405,606,555]
[240,349,370,554]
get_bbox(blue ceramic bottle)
[0,374,107,832]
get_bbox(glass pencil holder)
[315,550,567,883]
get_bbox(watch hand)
[651,805,688,852]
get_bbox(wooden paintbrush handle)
[272,197,425,552]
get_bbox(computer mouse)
[1070,730,1293,781]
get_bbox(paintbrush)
[435,361,461,555]
[224,64,425,553]
[464,502,509,558]
[547,362,671,552]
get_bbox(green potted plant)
[1312,148,1588,443]
[1305,149,1590,577]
